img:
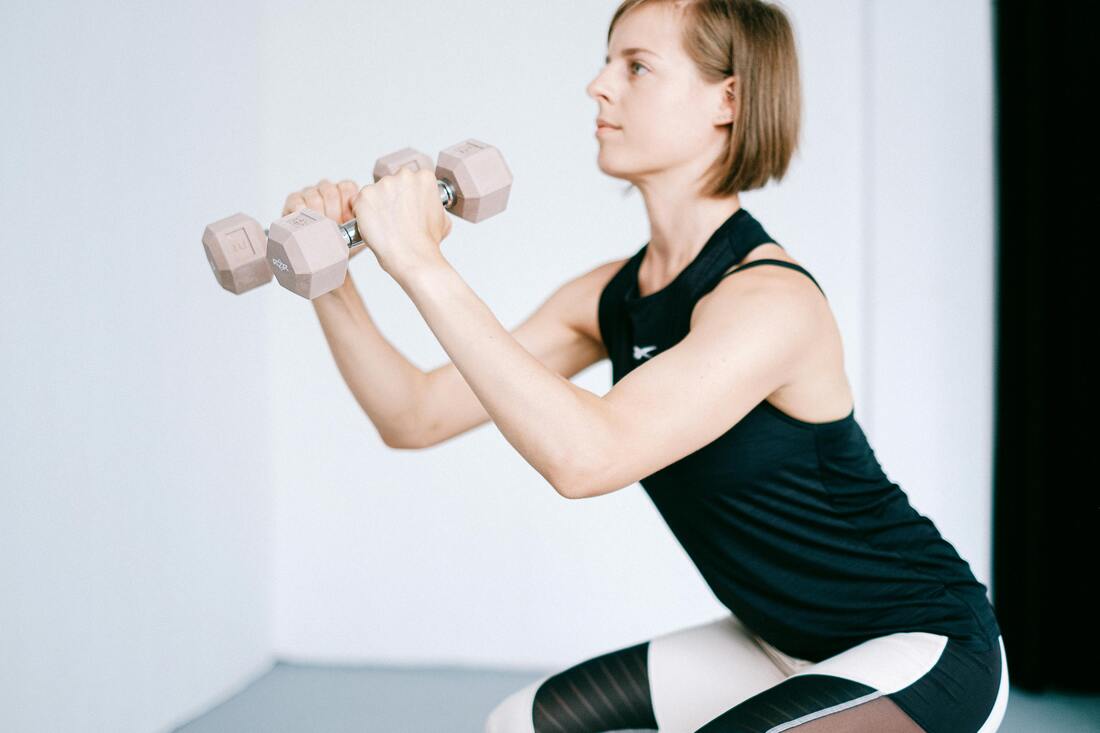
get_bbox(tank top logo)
[633,344,658,361]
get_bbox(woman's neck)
[639,191,743,287]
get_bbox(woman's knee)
[648,614,787,731]
[484,639,657,733]
[484,676,545,733]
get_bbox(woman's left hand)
[349,166,453,280]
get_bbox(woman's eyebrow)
[604,47,663,63]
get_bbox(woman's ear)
[716,76,738,126]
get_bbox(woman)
[291,1,1008,731]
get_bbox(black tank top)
[596,207,1002,662]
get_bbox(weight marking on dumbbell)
[271,257,289,272]
[451,140,486,156]
[201,213,273,294]
[227,227,256,255]
[287,211,320,229]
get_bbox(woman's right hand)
[282,179,370,260]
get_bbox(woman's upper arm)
[512,256,626,378]
[412,257,627,448]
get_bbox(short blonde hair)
[607,0,802,195]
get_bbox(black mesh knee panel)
[693,674,925,733]
[531,640,658,732]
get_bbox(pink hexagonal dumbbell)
[201,147,435,295]
[266,139,513,300]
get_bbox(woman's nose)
[586,70,609,101]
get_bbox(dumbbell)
[266,138,513,300]
[201,148,435,294]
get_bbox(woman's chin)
[595,152,633,181]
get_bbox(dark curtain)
[991,1,1098,692]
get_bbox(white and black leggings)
[485,614,1008,733]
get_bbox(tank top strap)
[683,210,779,303]
[716,259,827,299]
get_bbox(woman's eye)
[630,61,649,76]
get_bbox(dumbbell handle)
[334,179,457,250]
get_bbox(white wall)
[263,0,996,671]
[0,2,274,732]
[863,0,996,589]
[0,0,994,729]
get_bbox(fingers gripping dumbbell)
[200,148,435,294]
[266,139,513,300]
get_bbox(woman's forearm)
[394,259,605,496]
[310,272,427,446]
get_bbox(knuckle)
[283,193,303,214]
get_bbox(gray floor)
[172,661,1100,732]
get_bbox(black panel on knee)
[531,640,658,733]
[694,674,878,733]
[887,638,1002,733]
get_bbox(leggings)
[485,614,1008,733]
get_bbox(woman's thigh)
[484,614,787,733]
[693,633,1009,733]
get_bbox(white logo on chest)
[633,344,658,361]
